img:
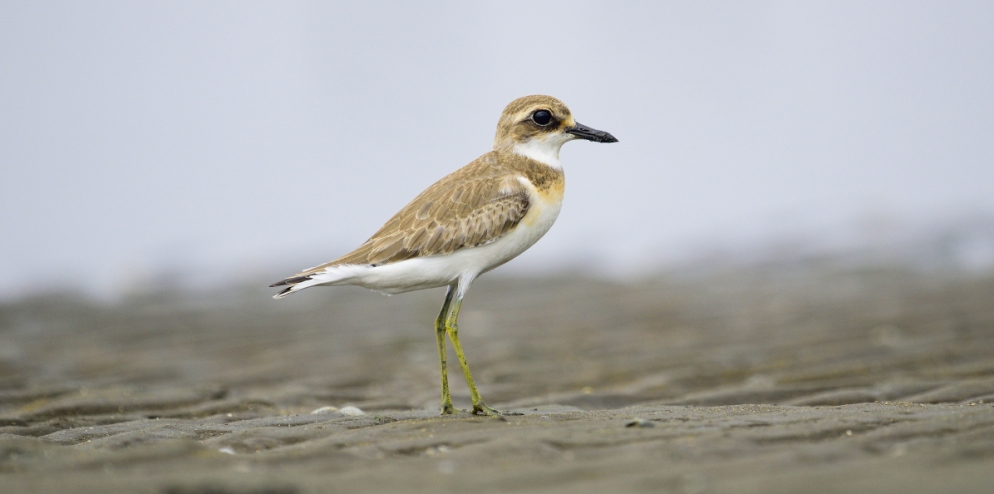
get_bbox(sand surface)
[2,266,993,492]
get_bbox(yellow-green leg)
[442,288,512,416]
[435,286,461,415]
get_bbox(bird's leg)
[443,292,510,416]
[435,286,462,415]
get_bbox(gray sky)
[2,1,993,298]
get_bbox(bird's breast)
[518,170,564,227]
[514,174,564,249]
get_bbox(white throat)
[512,133,573,169]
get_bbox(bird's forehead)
[501,95,572,119]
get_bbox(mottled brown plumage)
[291,151,563,276]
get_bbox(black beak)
[566,122,618,143]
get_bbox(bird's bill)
[566,122,618,143]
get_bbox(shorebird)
[271,95,617,415]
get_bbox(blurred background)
[3,6,994,489]
[2,1,993,300]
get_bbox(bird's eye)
[531,110,553,126]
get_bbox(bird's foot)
[440,404,469,415]
[472,403,522,417]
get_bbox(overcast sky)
[2,1,993,298]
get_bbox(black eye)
[531,110,553,126]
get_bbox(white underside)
[291,188,563,296]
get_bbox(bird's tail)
[269,275,317,299]
[269,264,365,299]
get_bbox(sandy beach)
[2,265,993,493]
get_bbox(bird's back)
[295,151,564,277]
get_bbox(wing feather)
[293,162,531,276]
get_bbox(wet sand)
[1,265,993,492]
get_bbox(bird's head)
[493,95,618,168]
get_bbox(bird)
[270,95,617,416]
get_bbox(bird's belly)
[349,193,563,294]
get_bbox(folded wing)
[276,170,531,284]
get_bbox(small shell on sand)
[625,418,654,428]
[311,405,365,416]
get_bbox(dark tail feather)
[270,274,314,299]
[269,275,311,288]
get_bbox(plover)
[271,95,617,415]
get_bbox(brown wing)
[296,164,531,275]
